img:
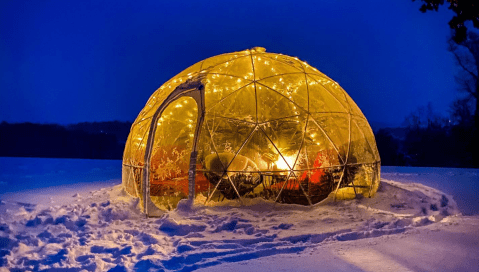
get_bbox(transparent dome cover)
[122,48,380,214]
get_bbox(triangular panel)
[262,53,305,73]
[204,117,256,172]
[129,119,151,166]
[350,117,379,163]
[201,53,245,71]
[123,133,134,165]
[253,55,304,81]
[207,83,257,123]
[221,128,265,198]
[208,55,254,80]
[260,115,308,171]
[204,74,253,109]
[272,174,311,205]
[257,74,309,113]
[232,127,273,172]
[300,115,342,170]
[310,113,350,163]
[348,118,376,164]
[307,75,349,113]
[307,74,349,112]
[256,84,305,123]
[353,116,380,162]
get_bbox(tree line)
[0,113,477,168]
[0,121,131,160]
[375,101,477,168]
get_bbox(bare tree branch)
[448,38,478,80]
[452,51,478,80]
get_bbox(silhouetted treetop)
[412,0,479,43]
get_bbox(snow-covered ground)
[0,157,478,271]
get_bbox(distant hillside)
[66,121,132,145]
[0,121,132,160]
[1,120,474,168]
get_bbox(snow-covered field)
[0,157,478,271]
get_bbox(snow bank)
[382,166,479,215]
[0,175,465,271]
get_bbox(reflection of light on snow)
[276,156,295,170]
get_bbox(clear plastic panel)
[122,132,133,165]
[200,124,258,201]
[257,74,309,113]
[202,53,248,71]
[307,76,349,113]
[301,116,342,169]
[370,162,381,197]
[204,74,253,109]
[229,128,286,200]
[129,120,151,167]
[261,53,305,73]
[132,164,144,206]
[270,176,311,205]
[260,115,307,171]
[208,55,254,80]
[252,55,304,81]
[195,121,215,171]
[207,83,256,123]
[201,53,244,70]
[304,166,342,204]
[307,74,349,112]
[204,117,256,172]
[348,117,376,164]
[194,121,216,200]
[256,84,305,123]
[148,96,198,211]
[353,116,380,162]
[122,165,137,197]
[310,113,350,163]
[334,163,377,199]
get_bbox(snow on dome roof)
[122,48,381,216]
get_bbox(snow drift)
[0,174,464,271]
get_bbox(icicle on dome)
[122,47,381,215]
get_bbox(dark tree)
[448,32,478,120]
[449,98,474,126]
[448,31,479,166]
[412,0,479,43]
[448,99,475,166]
[375,129,406,166]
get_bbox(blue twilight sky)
[0,0,458,127]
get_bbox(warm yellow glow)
[275,156,295,170]
[122,47,380,210]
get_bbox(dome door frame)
[142,74,206,217]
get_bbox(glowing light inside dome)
[122,47,381,213]
[275,156,295,170]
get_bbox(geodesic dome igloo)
[122,47,380,216]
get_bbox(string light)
[124,48,380,209]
